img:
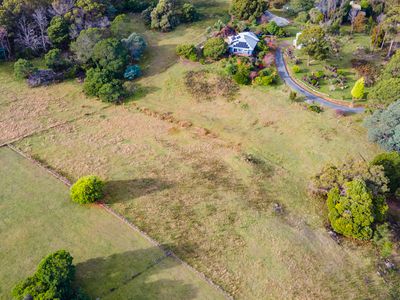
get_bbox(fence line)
[4,144,233,300]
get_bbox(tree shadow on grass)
[125,84,161,102]
[75,247,198,299]
[104,179,174,204]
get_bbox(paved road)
[275,49,365,113]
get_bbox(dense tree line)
[1,0,198,102]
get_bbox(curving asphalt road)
[275,49,365,113]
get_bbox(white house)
[228,32,260,56]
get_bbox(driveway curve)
[275,48,365,113]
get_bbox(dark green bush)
[47,16,70,48]
[14,59,36,79]
[233,64,251,85]
[203,37,227,60]
[11,250,83,300]
[307,103,323,113]
[176,44,198,61]
[84,68,126,103]
[371,152,400,194]
[70,175,104,204]
[45,49,68,72]
[181,3,198,23]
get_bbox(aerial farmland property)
[0,0,399,299]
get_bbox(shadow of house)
[104,178,173,204]
[75,247,198,299]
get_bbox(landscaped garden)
[0,0,399,299]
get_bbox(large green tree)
[230,0,269,21]
[298,25,331,64]
[47,16,70,48]
[364,100,400,153]
[150,0,178,32]
[327,179,388,240]
[92,38,129,76]
[71,27,105,66]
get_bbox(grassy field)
[1,0,398,299]
[0,146,224,299]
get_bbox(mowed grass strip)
[0,146,225,300]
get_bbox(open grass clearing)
[0,146,224,300]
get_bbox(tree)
[45,48,67,71]
[289,0,315,14]
[368,78,400,109]
[203,37,227,60]
[381,5,400,57]
[124,64,142,80]
[14,59,36,79]
[381,50,400,80]
[12,250,79,300]
[353,13,366,33]
[92,38,129,76]
[110,14,131,38]
[83,68,126,102]
[71,27,105,66]
[176,43,197,60]
[308,8,323,24]
[150,0,178,32]
[122,0,156,12]
[47,16,70,48]
[327,179,388,240]
[262,21,286,37]
[351,77,365,99]
[141,5,154,26]
[233,64,251,85]
[70,175,104,204]
[49,0,75,16]
[364,100,400,153]
[309,159,389,199]
[32,7,50,52]
[181,3,198,23]
[0,27,11,59]
[15,15,41,54]
[371,152,400,194]
[230,0,268,21]
[122,32,147,60]
[297,25,331,64]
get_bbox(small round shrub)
[292,65,301,73]
[14,59,36,79]
[70,175,104,204]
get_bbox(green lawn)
[0,146,224,300]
